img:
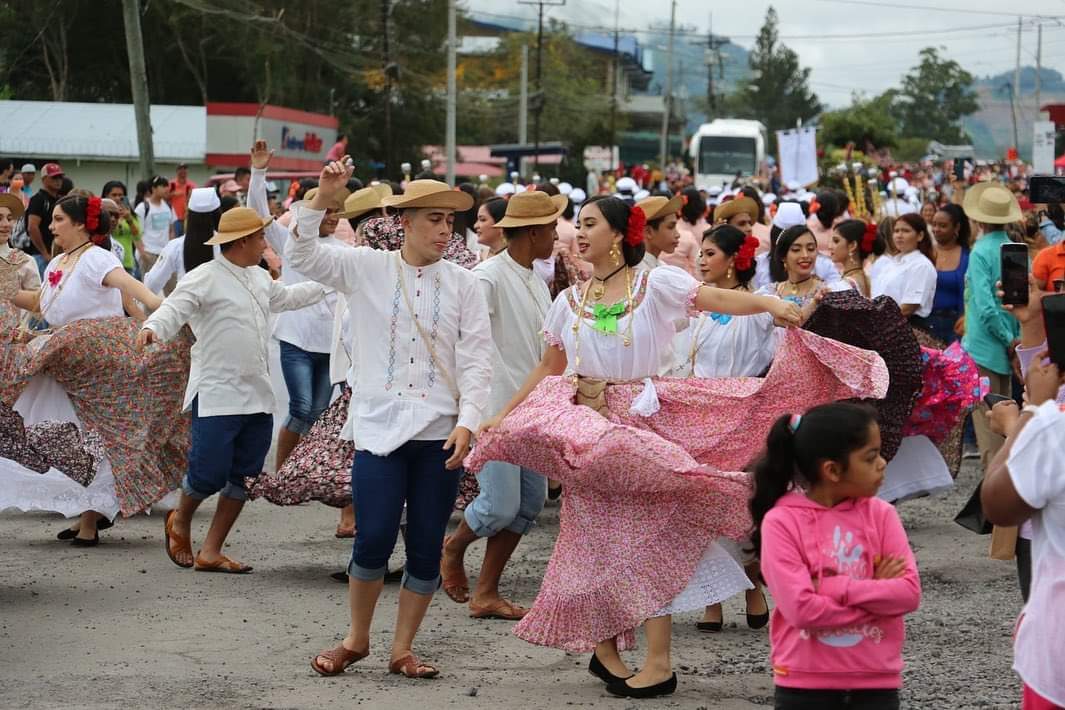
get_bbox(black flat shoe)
[606,673,678,698]
[330,571,348,583]
[746,590,770,630]
[70,533,100,547]
[547,484,562,501]
[588,652,633,685]
[696,620,723,632]
[57,517,113,540]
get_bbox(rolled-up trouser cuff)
[347,558,388,582]
[220,481,248,501]
[282,414,313,436]
[401,569,440,596]
[182,476,212,501]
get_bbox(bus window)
[698,136,757,175]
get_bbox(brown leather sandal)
[439,536,470,603]
[388,652,439,679]
[311,643,369,677]
[334,525,355,539]
[164,510,193,569]
[468,598,529,620]
[193,554,253,574]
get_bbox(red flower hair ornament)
[625,205,646,247]
[861,221,877,254]
[85,196,102,234]
[733,234,759,272]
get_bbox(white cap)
[569,188,587,205]
[762,193,777,206]
[495,182,516,197]
[20,163,36,173]
[616,176,638,194]
[558,182,573,195]
[708,185,723,196]
[888,177,910,195]
[478,174,488,183]
[634,189,650,201]
[786,180,801,192]
[773,202,806,230]
[188,186,221,213]
[549,177,560,185]
[514,184,528,194]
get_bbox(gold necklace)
[571,266,635,373]
[591,264,626,299]
[783,276,819,298]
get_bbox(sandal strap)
[390,652,437,677]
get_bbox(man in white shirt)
[245,139,351,470]
[982,354,1065,710]
[137,207,326,574]
[636,194,683,271]
[439,191,559,620]
[287,161,492,679]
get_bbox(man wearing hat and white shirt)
[245,139,352,470]
[636,194,683,271]
[713,195,759,236]
[439,189,560,620]
[287,160,492,680]
[138,207,327,574]
[751,202,842,291]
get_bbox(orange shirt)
[1031,242,1065,292]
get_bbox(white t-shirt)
[135,199,175,254]
[1008,401,1065,706]
[870,250,937,318]
[39,246,124,326]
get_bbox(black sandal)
[71,533,100,547]
[57,517,113,541]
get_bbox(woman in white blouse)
[870,213,937,322]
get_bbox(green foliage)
[892,47,978,143]
[732,6,821,149]
[819,93,897,150]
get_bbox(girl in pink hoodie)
[751,402,922,710]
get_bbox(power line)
[815,0,1065,18]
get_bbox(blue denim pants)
[464,461,546,537]
[182,398,273,502]
[348,440,461,595]
[278,340,333,435]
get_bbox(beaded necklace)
[571,266,634,373]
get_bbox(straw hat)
[495,191,567,228]
[715,196,759,223]
[304,186,351,212]
[205,207,272,245]
[340,186,387,220]
[370,182,393,201]
[382,180,473,211]
[963,181,1021,225]
[637,194,683,222]
[0,193,25,220]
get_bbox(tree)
[892,47,977,143]
[734,6,821,149]
[819,92,897,152]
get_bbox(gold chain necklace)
[591,263,626,299]
[782,275,820,298]
[571,266,634,373]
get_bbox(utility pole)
[382,0,394,178]
[608,0,620,158]
[519,45,529,178]
[518,0,565,170]
[1035,22,1043,115]
[446,0,457,185]
[1012,15,1022,152]
[658,0,676,167]
[121,0,154,179]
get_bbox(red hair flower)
[625,205,646,247]
[861,221,877,254]
[808,198,821,215]
[733,234,759,271]
[85,196,102,234]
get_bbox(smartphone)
[1001,243,1029,306]
[954,158,970,182]
[983,393,1013,408]
[1043,293,1065,369]
[1053,278,1064,294]
[1030,175,1065,204]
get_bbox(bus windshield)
[698,136,756,175]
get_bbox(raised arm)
[247,140,288,254]
[137,270,204,347]
[695,285,801,326]
[103,266,164,312]
[285,159,362,292]
[143,241,178,295]
[266,278,326,313]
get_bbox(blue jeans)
[278,340,333,434]
[32,253,48,278]
[174,218,185,237]
[464,461,546,537]
[348,440,461,595]
[182,398,273,502]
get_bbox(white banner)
[1033,121,1057,174]
[776,127,819,186]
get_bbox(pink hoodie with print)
[760,491,922,690]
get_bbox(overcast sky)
[466,0,1065,107]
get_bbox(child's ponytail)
[750,414,800,555]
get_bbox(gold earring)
[610,242,621,266]
[727,266,734,280]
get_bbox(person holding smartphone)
[960,183,1022,475]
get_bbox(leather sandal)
[311,643,369,677]
[193,554,252,574]
[334,525,355,539]
[388,652,439,679]
[439,536,470,603]
[164,510,193,569]
[468,598,529,620]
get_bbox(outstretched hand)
[250,139,274,170]
[316,157,354,203]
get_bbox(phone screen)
[1001,243,1029,306]
[1030,176,1065,204]
[1044,294,1065,369]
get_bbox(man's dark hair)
[234,167,251,180]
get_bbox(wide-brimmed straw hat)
[963,181,1022,225]
[382,180,473,211]
[0,193,25,220]
[714,196,759,223]
[205,207,272,245]
[636,194,683,222]
[495,191,567,228]
[304,186,352,212]
[340,186,387,220]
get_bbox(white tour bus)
[688,119,767,191]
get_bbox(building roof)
[0,100,205,162]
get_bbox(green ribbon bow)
[591,301,627,334]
